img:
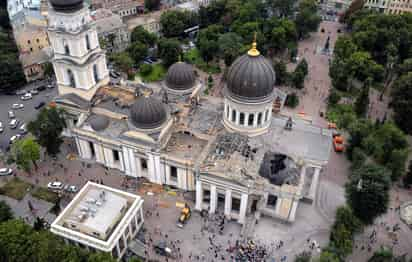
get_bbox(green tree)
[139,63,152,76]
[218,32,244,66]
[43,62,54,78]
[28,107,66,156]
[291,59,308,89]
[368,248,394,262]
[130,26,157,46]
[318,251,340,262]
[144,0,160,11]
[269,0,296,17]
[346,51,384,83]
[285,93,299,108]
[127,42,148,65]
[33,217,46,231]
[346,163,391,224]
[391,72,412,134]
[273,60,289,85]
[160,10,198,38]
[328,90,341,105]
[158,38,181,67]
[294,251,311,262]
[295,0,321,39]
[110,52,134,73]
[354,85,370,117]
[347,119,374,159]
[0,201,13,222]
[197,25,223,64]
[404,160,412,188]
[10,137,40,173]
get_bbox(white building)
[47,0,109,101]
[7,0,41,20]
[51,182,144,260]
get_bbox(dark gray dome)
[89,115,109,131]
[50,0,84,12]
[130,96,167,129]
[166,62,196,91]
[226,53,276,101]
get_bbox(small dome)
[50,0,84,12]
[226,43,276,101]
[130,96,167,129]
[89,115,109,131]
[165,62,196,91]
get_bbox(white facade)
[48,4,109,101]
[51,182,144,260]
[7,0,41,19]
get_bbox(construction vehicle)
[177,204,191,228]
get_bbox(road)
[0,80,57,152]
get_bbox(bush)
[326,104,357,129]
[139,64,153,76]
[285,93,299,108]
[0,201,13,222]
[294,251,311,262]
[328,90,341,105]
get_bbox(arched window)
[231,109,236,122]
[226,105,230,119]
[67,69,76,88]
[93,64,99,83]
[248,114,254,126]
[257,112,263,125]
[85,34,91,50]
[64,43,70,55]
[239,113,245,125]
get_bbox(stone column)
[235,110,240,125]
[210,185,217,214]
[288,200,299,222]
[244,113,249,127]
[195,180,203,211]
[253,112,258,127]
[136,157,142,177]
[238,193,248,224]
[275,197,282,216]
[308,167,321,201]
[224,190,232,218]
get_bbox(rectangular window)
[170,166,178,181]
[89,141,95,157]
[264,110,269,122]
[141,158,147,170]
[267,194,278,208]
[248,114,254,126]
[232,197,240,212]
[113,150,120,161]
[239,113,245,125]
[231,109,236,122]
[257,112,262,125]
[226,105,230,119]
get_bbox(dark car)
[37,85,46,91]
[34,101,46,109]
[153,241,173,257]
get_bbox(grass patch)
[138,63,166,82]
[31,187,59,203]
[184,48,221,74]
[0,177,32,200]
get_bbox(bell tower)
[47,0,109,101]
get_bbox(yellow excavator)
[177,204,191,228]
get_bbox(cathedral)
[48,0,332,225]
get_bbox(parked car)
[21,93,32,100]
[34,101,46,110]
[0,122,3,133]
[37,85,46,91]
[110,71,119,78]
[19,123,27,134]
[11,103,24,109]
[47,84,55,89]
[8,111,15,119]
[15,90,26,96]
[47,181,64,190]
[9,119,19,129]
[30,89,39,95]
[64,185,78,193]
[0,168,13,176]
[9,134,21,144]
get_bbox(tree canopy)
[130,26,157,46]
[10,137,40,173]
[346,163,391,224]
[158,38,181,67]
[160,10,198,38]
[0,201,13,223]
[28,107,67,156]
[391,72,412,134]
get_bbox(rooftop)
[92,8,126,33]
[51,182,143,244]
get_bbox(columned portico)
[238,193,249,224]
[224,190,232,218]
[210,185,217,214]
[195,180,203,211]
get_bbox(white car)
[0,122,3,133]
[21,93,32,100]
[30,89,39,95]
[47,181,64,190]
[11,103,24,109]
[9,119,19,129]
[19,123,27,134]
[9,134,21,144]
[0,168,13,176]
[8,111,15,119]
[64,185,78,193]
